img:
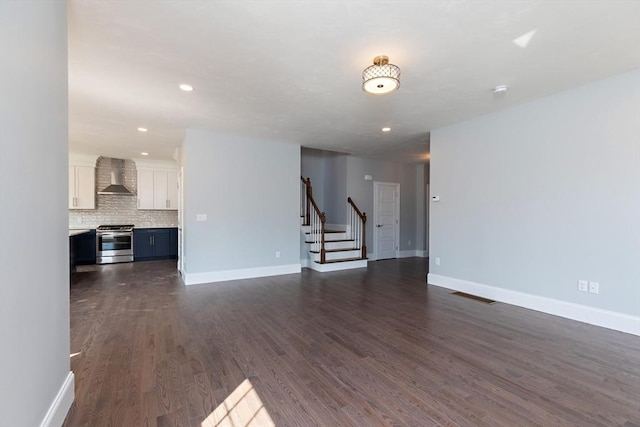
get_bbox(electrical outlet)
[588,281,599,294]
[435,257,440,266]
[577,280,588,292]
[275,251,280,258]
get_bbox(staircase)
[301,177,368,272]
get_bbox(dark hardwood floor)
[64,259,640,426]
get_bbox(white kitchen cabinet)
[135,163,178,210]
[137,170,155,209]
[69,165,95,209]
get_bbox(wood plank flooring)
[64,259,640,426]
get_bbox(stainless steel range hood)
[97,158,134,195]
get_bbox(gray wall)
[301,147,325,204]
[345,157,426,256]
[430,69,640,317]
[182,129,300,274]
[322,151,347,224]
[0,2,73,426]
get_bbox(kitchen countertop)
[69,229,91,237]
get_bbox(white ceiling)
[68,1,640,163]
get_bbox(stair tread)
[305,239,354,244]
[305,230,345,234]
[316,257,367,264]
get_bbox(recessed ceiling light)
[494,85,508,93]
[141,152,149,156]
[137,127,148,132]
[179,84,193,92]
[382,127,391,132]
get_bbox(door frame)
[373,181,400,261]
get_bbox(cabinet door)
[75,166,95,209]
[69,166,76,208]
[133,230,154,259]
[74,231,96,264]
[152,229,172,258]
[137,170,155,209]
[167,172,178,210]
[153,171,168,209]
[169,228,178,258]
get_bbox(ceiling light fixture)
[382,127,391,132]
[494,85,508,93]
[137,127,148,132]
[141,152,149,156]
[179,84,193,92]
[362,55,400,95]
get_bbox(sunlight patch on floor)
[201,378,275,427]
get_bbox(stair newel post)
[361,212,367,259]
[320,212,326,264]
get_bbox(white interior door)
[374,182,399,260]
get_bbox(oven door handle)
[99,232,132,237]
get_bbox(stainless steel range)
[96,225,134,264]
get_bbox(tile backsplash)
[69,157,178,228]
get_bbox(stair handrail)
[300,176,311,226]
[347,197,367,259]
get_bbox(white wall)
[0,2,74,426]
[429,70,640,333]
[181,129,301,284]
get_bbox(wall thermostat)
[431,196,440,202]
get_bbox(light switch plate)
[577,280,588,292]
[196,214,207,222]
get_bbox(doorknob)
[377,224,383,227]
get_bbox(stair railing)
[301,176,326,263]
[309,197,326,263]
[300,176,311,226]
[347,197,367,259]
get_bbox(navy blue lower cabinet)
[134,228,178,261]
[74,230,96,265]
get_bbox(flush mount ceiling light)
[494,85,509,93]
[179,84,193,92]
[381,127,391,132]
[362,55,400,95]
[137,127,148,132]
[140,152,149,156]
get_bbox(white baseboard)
[428,274,640,336]
[399,250,429,258]
[308,259,367,272]
[184,264,301,285]
[40,371,74,427]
